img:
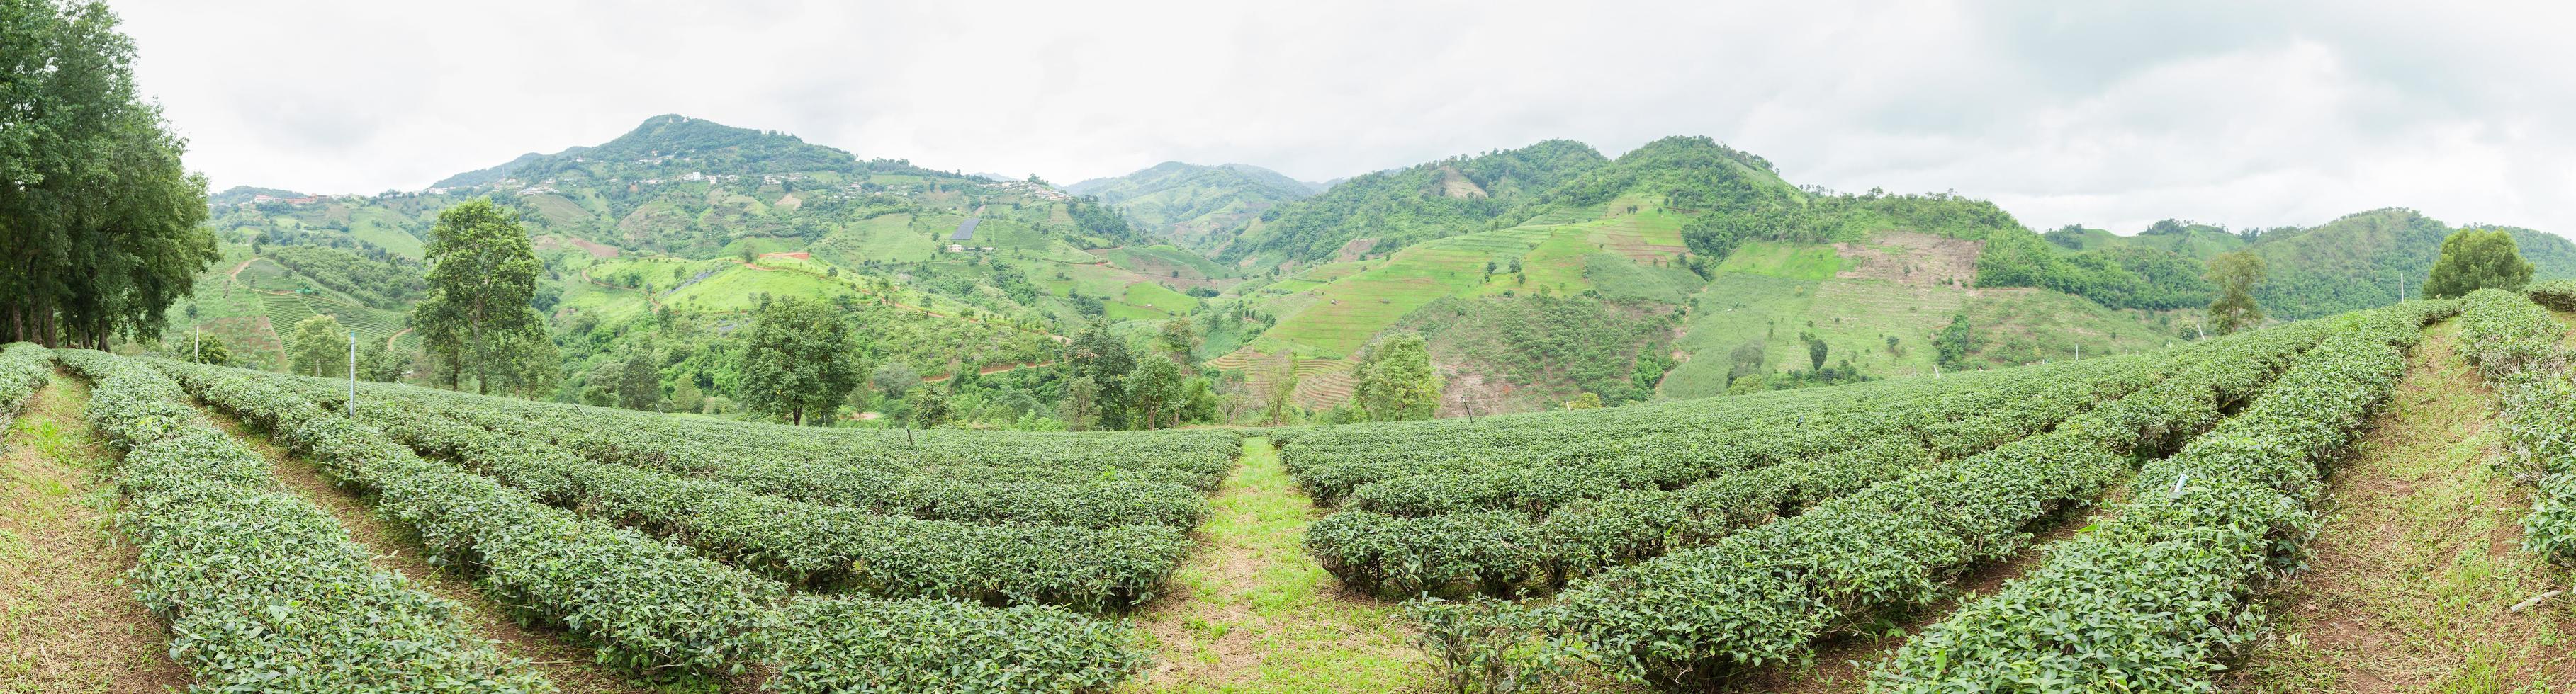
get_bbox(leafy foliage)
[1871,300,2451,692]
[261,244,427,309]
[413,198,556,395]
[736,297,861,425]
[55,349,547,692]
[286,314,347,377]
[1218,140,1606,266]
[2422,227,2535,298]
[0,0,215,348]
[151,357,1169,688]
[1353,333,1444,421]
[2205,250,2265,334]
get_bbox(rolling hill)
[196,118,2576,422]
[1064,161,1320,247]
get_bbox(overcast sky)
[118,1,2576,236]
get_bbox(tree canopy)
[287,314,348,377]
[1352,333,1444,421]
[412,198,556,395]
[2422,227,2534,298]
[1,0,214,348]
[2205,250,2266,335]
[736,297,860,425]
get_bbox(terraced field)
[13,288,2573,693]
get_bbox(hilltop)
[191,119,2576,421]
[1065,161,1321,247]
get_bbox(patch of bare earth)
[1334,237,1380,263]
[1832,230,1981,289]
[0,372,188,693]
[2229,319,2576,693]
[193,406,660,694]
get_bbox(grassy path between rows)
[1125,438,1429,693]
[0,372,184,693]
[2231,318,2576,692]
[197,402,664,694]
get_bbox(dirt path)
[1122,438,1429,693]
[194,406,658,694]
[2229,319,2576,692]
[0,371,189,693]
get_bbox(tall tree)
[1352,333,1444,421]
[412,198,554,394]
[1159,317,1200,360]
[2204,251,2266,335]
[616,350,661,411]
[1263,358,1300,426]
[1066,326,1135,428]
[736,297,860,425]
[167,331,231,365]
[1,1,214,347]
[358,339,408,382]
[1127,356,1186,429]
[287,314,347,377]
[1059,375,1102,431]
[2422,227,2535,298]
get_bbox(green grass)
[1122,439,1428,693]
[1955,290,2186,368]
[1711,241,1844,280]
[1657,272,1822,398]
[1,374,189,691]
[663,266,858,312]
[522,193,592,227]
[347,207,424,259]
[811,213,938,265]
[1581,251,1705,304]
[2229,320,2576,692]
[1247,210,1702,356]
[717,236,806,258]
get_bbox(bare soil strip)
[2230,319,2576,692]
[0,372,187,693]
[1124,438,1430,693]
[194,404,660,694]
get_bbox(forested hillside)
[186,116,2576,426]
[1213,139,1607,270]
[1065,161,1319,247]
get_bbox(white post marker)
[347,329,358,418]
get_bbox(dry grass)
[0,371,187,693]
[2231,319,2576,693]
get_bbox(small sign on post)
[347,329,358,418]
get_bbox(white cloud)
[114,0,2576,235]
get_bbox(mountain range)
[187,115,2576,416]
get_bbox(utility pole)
[347,330,357,418]
[193,325,201,363]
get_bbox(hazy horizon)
[117,0,2576,236]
